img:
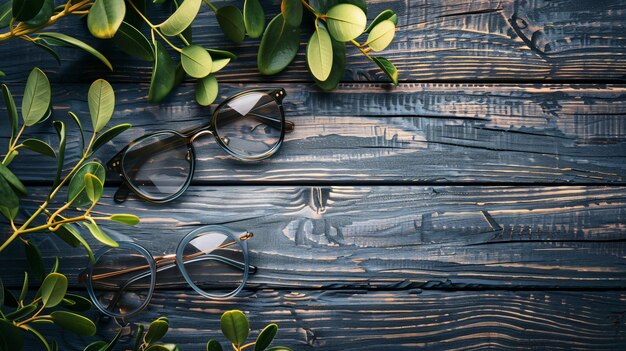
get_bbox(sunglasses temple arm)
[114,183,131,203]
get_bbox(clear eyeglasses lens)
[122,132,192,200]
[214,92,283,159]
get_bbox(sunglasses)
[80,225,256,318]
[107,88,294,203]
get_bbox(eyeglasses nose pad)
[185,150,191,161]
[220,136,230,145]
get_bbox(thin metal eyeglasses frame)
[82,225,257,318]
[107,88,294,203]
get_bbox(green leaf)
[50,256,59,273]
[18,271,28,303]
[110,214,140,225]
[206,340,223,351]
[84,341,108,351]
[3,285,18,307]
[148,41,176,103]
[23,325,51,351]
[52,120,66,188]
[216,6,245,43]
[145,345,180,351]
[258,13,301,75]
[84,173,103,203]
[254,324,278,351]
[0,172,19,217]
[68,111,84,151]
[133,324,145,351]
[60,293,92,312]
[67,162,106,207]
[372,56,398,85]
[4,303,37,321]
[266,348,293,351]
[39,272,68,308]
[54,224,95,263]
[220,310,249,347]
[12,0,44,21]
[181,45,213,78]
[195,74,218,106]
[158,0,201,36]
[144,316,169,345]
[124,0,146,29]
[243,0,264,38]
[49,310,96,336]
[38,33,113,70]
[22,67,51,126]
[365,20,395,52]
[21,138,55,158]
[306,23,333,81]
[0,1,12,29]
[211,57,230,73]
[0,319,24,350]
[85,220,119,247]
[88,0,126,39]
[88,79,115,133]
[92,123,132,152]
[24,241,45,281]
[281,0,302,27]
[2,150,18,167]
[1,84,18,141]
[207,48,237,60]
[113,21,154,61]
[314,37,345,90]
[33,40,61,65]
[365,9,397,33]
[24,0,53,27]
[0,279,3,306]
[0,163,27,195]
[325,3,366,41]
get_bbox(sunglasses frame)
[107,88,291,203]
[83,225,255,318]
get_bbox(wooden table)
[1,0,626,349]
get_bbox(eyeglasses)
[107,88,294,203]
[80,225,256,318]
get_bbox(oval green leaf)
[211,57,230,73]
[325,3,366,41]
[92,123,131,152]
[216,6,245,43]
[88,0,126,39]
[0,2,12,29]
[23,325,50,351]
[258,13,301,75]
[68,111,85,151]
[54,224,95,263]
[83,341,108,351]
[0,163,27,195]
[266,348,293,351]
[372,56,399,85]
[220,310,249,347]
[12,0,44,21]
[306,24,333,81]
[84,173,103,203]
[206,340,223,351]
[89,79,115,133]
[207,48,237,60]
[195,74,218,106]
[243,0,264,38]
[0,319,24,350]
[50,310,96,336]
[38,32,113,70]
[67,162,106,207]
[22,67,51,126]
[315,37,345,90]
[181,45,212,78]
[0,174,19,215]
[24,0,53,27]
[85,220,119,247]
[149,41,176,103]
[144,317,169,344]
[39,272,68,308]
[254,324,278,351]
[113,21,154,61]
[281,0,302,27]
[366,20,395,51]
[110,214,140,225]
[21,138,55,158]
[52,120,66,188]
[365,9,397,33]
[1,84,18,138]
[158,0,201,36]
[24,240,45,281]
[4,303,37,321]
[59,293,93,312]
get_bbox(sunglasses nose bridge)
[189,129,213,143]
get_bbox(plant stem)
[129,0,182,53]
[351,39,373,61]
[2,124,26,164]
[300,0,322,17]
[202,0,218,13]
[178,33,190,46]
[240,342,256,350]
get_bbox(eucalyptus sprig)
[0,68,139,260]
[0,267,96,351]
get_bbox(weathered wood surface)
[1,0,626,83]
[2,185,626,289]
[20,290,626,350]
[2,83,626,184]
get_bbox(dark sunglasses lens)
[180,231,246,297]
[122,132,192,201]
[214,92,283,159]
[90,246,153,317]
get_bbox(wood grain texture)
[2,83,626,183]
[0,0,625,83]
[21,289,626,350]
[1,185,625,289]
